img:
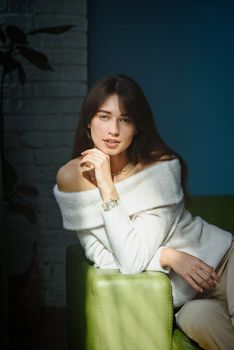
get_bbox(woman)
[54,74,234,349]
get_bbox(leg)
[226,244,234,327]
[175,299,234,350]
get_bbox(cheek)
[124,127,136,143]
[90,121,104,136]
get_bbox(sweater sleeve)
[101,200,184,274]
[77,230,119,269]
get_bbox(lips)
[103,139,120,149]
[103,139,120,144]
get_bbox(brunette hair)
[72,74,189,201]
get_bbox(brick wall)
[2,0,87,305]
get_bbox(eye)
[119,117,132,124]
[99,115,110,121]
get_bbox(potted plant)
[0,23,74,341]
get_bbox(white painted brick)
[34,183,53,197]
[4,117,36,131]
[21,132,46,148]
[40,165,60,181]
[60,131,76,148]
[34,148,70,165]
[54,132,75,148]
[4,133,21,149]
[7,84,35,98]
[40,263,53,281]
[47,48,87,65]
[41,31,87,49]
[7,0,34,13]
[14,97,82,115]
[36,14,88,32]
[25,65,64,82]
[38,232,64,248]
[26,34,43,50]
[51,280,66,298]
[1,14,34,30]
[63,64,87,81]
[22,131,73,149]
[6,149,34,165]
[63,231,78,245]
[4,0,87,306]
[65,0,87,15]
[37,197,60,214]
[7,229,36,248]
[16,164,42,181]
[0,0,7,11]
[13,98,63,115]
[37,213,63,230]
[35,82,87,97]
[35,114,80,131]
[38,246,66,263]
[5,213,38,231]
[34,0,65,14]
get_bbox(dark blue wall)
[88,0,234,195]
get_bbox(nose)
[108,119,119,136]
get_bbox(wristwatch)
[102,199,119,211]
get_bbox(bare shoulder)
[56,157,95,192]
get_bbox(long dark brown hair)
[72,74,189,202]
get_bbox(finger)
[82,168,96,183]
[80,155,98,167]
[81,153,107,167]
[201,264,220,282]
[80,160,95,170]
[81,148,97,155]
[197,269,216,288]
[81,148,108,157]
[186,275,203,293]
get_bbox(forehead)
[97,94,126,114]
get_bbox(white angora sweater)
[53,159,232,307]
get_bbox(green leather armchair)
[66,196,234,350]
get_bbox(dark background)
[88,0,234,195]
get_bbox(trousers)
[175,240,234,350]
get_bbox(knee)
[176,299,225,336]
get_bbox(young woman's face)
[88,94,136,157]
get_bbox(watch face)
[108,201,116,209]
[103,200,119,211]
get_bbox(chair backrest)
[187,195,234,234]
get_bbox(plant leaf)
[0,51,20,73]
[17,64,26,85]
[5,25,28,45]
[28,25,75,35]
[16,184,39,196]
[6,198,37,223]
[0,29,6,44]
[3,157,18,194]
[18,45,54,71]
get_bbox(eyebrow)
[97,109,128,116]
[97,109,112,114]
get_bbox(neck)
[110,154,129,176]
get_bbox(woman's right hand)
[80,148,119,202]
[160,248,220,293]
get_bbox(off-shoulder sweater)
[53,159,232,307]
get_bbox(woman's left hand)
[160,248,220,293]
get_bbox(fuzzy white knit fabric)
[53,159,232,307]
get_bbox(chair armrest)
[172,329,202,350]
[66,244,173,350]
